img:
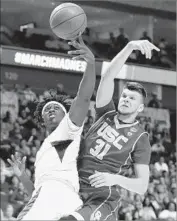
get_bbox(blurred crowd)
[1,25,176,69]
[0,83,176,221]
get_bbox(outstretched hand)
[129,40,160,59]
[7,152,26,177]
[68,33,95,64]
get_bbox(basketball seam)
[51,12,85,29]
[50,5,83,24]
[63,14,86,36]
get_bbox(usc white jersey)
[34,113,83,192]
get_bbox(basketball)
[50,3,87,40]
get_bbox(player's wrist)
[19,170,25,178]
[127,41,137,52]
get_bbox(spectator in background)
[12,84,24,103]
[144,122,153,144]
[154,184,169,207]
[154,156,169,172]
[0,166,9,212]
[133,201,143,220]
[108,32,117,58]
[33,139,41,149]
[57,38,71,52]
[9,182,26,212]
[45,36,60,52]
[3,204,16,220]
[170,185,177,204]
[158,38,168,56]
[9,176,19,192]
[158,202,176,220]
[27,128,38,144]
[151,133,165,153]
[138,31,152,64]
[1,112,14,137]
[140,31,152,42]
[20,139,31,156]
[23,84,37,102]
[83,28,91,45]
[141,197,157,220]
[148,92,161,108]
[17,109,35,132]
[27,146,37,173]
[115,28,129,51]
[158,38,175,68]
[162,128,171,143]
[109,32,115,45]
[124,211,133,221]
[56,83,67,96]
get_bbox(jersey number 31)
[90,139,111,160]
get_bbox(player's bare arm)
[89,164,149,195]
[7,152,34,197]
[96,40,160,108]
[68,34,95,126]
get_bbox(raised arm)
[96,40,160,108]
[68,35,95,127]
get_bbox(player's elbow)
[138,186,148,195]
[138,181,148,195]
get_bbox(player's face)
[118,89,144,115]
[42,103,65,129]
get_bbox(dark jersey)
[78,101,151,201]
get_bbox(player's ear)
[137,104,144,113]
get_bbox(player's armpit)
[95,99,116,121]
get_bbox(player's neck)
[46,126,56,135]
[118,114,136,124]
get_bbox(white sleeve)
[66,113,84,138]
[48,113,83,142]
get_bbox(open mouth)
[121,104,129,108]
[49,114,56,118]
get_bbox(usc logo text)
[90,122,128,160]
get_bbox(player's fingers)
[7,158,14,166]
[90,178,104,186]
[68,49,85,55]
[68,40,84,49]
[138,45,145,55]
[22,156,27,164]
[78,34,85,45]
[145,42,153,59]
[72,54,85,60]
[143,43,151,59]
[94,182,106,188]
[149,42,160,51]
[89,173,103,180]
[89,175,103,182]
[11,154,16,162]
[91,179,105,186]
